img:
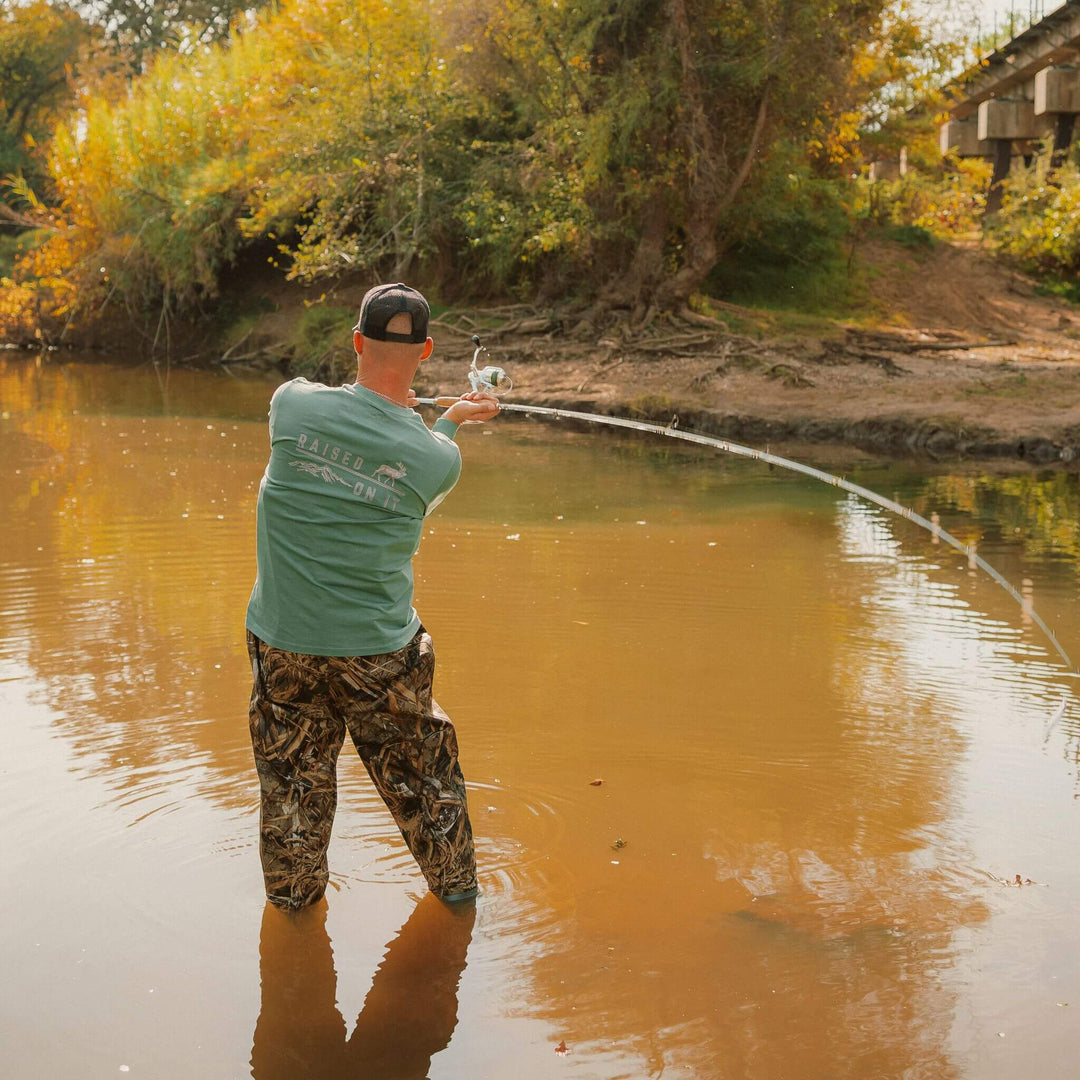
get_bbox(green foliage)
[860,159,990,238]
[988,157,1080,285]
[2,0,944,334]
[0,1,87,193]
[289,303,354,377]
[707,150,860,314]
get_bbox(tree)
[470,0,898,313]
[2,0,931,338]
[0,1,86,192]
[75,0,272,71]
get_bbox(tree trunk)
[606,0,770,313]
[657,91,769,309]
[601,195,669,311]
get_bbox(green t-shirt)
[245,378,462,656]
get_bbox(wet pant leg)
[248,629,477,905]
[336,631,478,900]
[248,632,347,910]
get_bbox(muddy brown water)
[2,355,1080,1079]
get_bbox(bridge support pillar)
[939,119,990,158]
[1035,67,1080,167]
[1035,66,1080,115]
[978,98,1039,141]
[986,139,1013,215]
[1053,113,1076,167]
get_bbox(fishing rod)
[418,335,1074,732]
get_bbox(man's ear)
[419,337,434,362]
[353,329,364,357]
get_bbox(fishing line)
[418,336,1074,735]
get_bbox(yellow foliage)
[8,0,459,331]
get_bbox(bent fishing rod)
[417,335,1074,731]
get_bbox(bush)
[860,158,989,238]
[14,0,476,334]
[706,149,858,313]
[989,157,1080,284]
[885,223,934,249]
[289,304,355,379]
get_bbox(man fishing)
[245,282,498,910]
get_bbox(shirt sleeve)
[425,446,462,516]
[432,416,460,440]
[267,379,296,442]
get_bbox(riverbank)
[8,237,1080,462]
[423,237,1080,462]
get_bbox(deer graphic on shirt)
[372,461,407,486]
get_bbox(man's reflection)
[251,895,476,1080]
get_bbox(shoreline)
[7,338,1080,466]
[7,237,1080,465]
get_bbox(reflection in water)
[4,357,1080,1078]
[251,895,475,1080]
[493,503,982,1077]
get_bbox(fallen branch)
[847,329,1017,353]
[908,339,1017,352]
[474,303,536,316]
[429,318,477,337]
[577,355,623,393]
[853,351,910,376]
[680,307,729,330]
[495,316,557,336]
[221,325,255,361]
[634,332,715,353]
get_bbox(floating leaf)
[589,778,603,787]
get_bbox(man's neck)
[356,366,412,407]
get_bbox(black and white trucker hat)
[354,282,431,344]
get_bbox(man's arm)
[442,390,500,425]
[407,389,500,427]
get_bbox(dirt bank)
[409,239,1080,463]
[11,238,1080,462]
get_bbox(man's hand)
[406,388,420,408]
[444,390,500,425]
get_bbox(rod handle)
[433,395,460,408]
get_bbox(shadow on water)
[251,895,475,1080]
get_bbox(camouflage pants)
[247,628,477,910]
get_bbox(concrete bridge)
[938,1,1080,210]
